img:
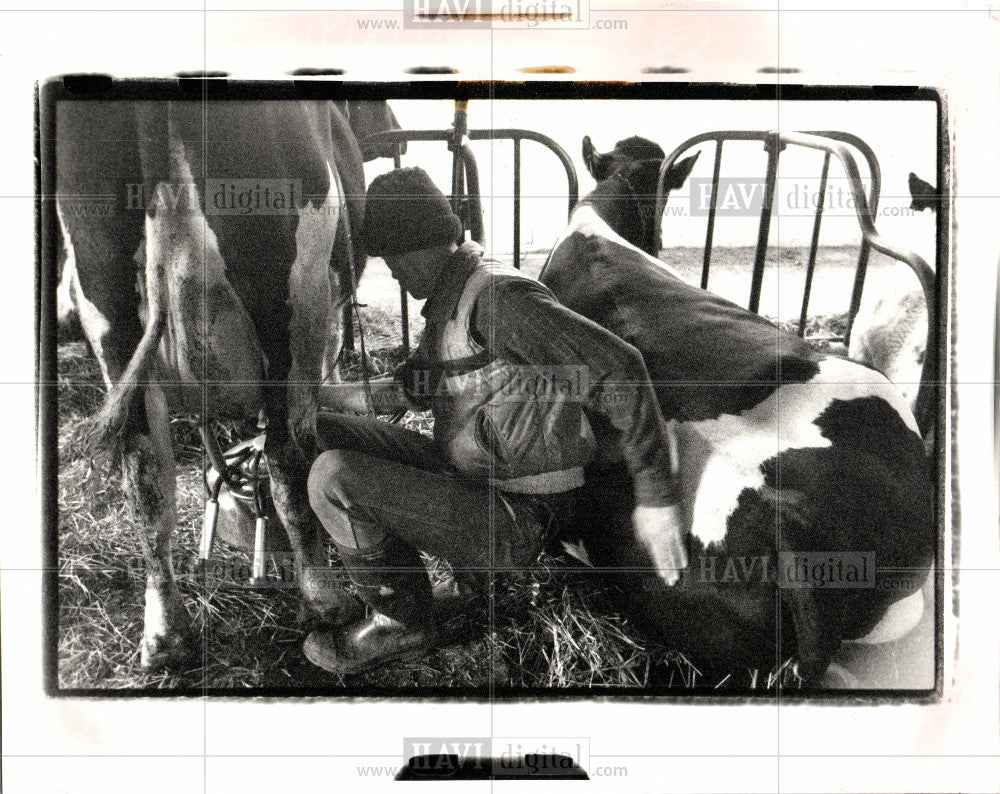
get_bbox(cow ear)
[908,172,934,194]
[663,152,700,190]
[908,172,936,211]
[582,135,601,179]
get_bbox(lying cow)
[539,137,933,683]
[56,100,396,669]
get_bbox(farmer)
[304,167,685,674]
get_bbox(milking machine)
[199,426,292,587]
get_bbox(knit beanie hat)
[360,167,464,257]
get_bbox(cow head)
[582,135,666,182]
[581,135,700,256]
[336,100,408,162]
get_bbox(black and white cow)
[56,100,395,669]
[540,137,934,682]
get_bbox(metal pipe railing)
[654,129,934,436]
[657,129,885,337]
[799,151,832,336]
[701,140,724,290]
[513,137,522,267]
[749,135,783,314]
[802,131,881,347]
[458,145,485,244]
[448,101,470,238]
[363,126,579,223]
[782,131,935,433]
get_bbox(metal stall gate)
[361,101,579,355]
[654,130,936,434]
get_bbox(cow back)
[543,212,824,422]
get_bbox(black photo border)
[37,76,949,702]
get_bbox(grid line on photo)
[198,54,209,794]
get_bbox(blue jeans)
[308,412,573,574]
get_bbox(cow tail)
[81,238,168,458]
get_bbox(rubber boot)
[303,538,437,675]
[431,569,489,619]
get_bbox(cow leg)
[136,383,192,668]
[264,385,357,625]
[280,168,360,623]
[56,241,83,341]
[123,383,193,668]
[55,121,190,669]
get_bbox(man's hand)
[632,504,688,586]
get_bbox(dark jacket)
[396,242,677,505]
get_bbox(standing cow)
[55,100,395,669]
[539,137,933,682]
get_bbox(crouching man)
[304,167,686,674]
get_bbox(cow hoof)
[140,586,195,670]
[300,566,363,626]
[139,628,195,670]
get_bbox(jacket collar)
[421,241,483,323]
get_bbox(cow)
[56,99,405,350]
[848,172,937,416]
[56,100,395,669]
[538,136,934,684]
